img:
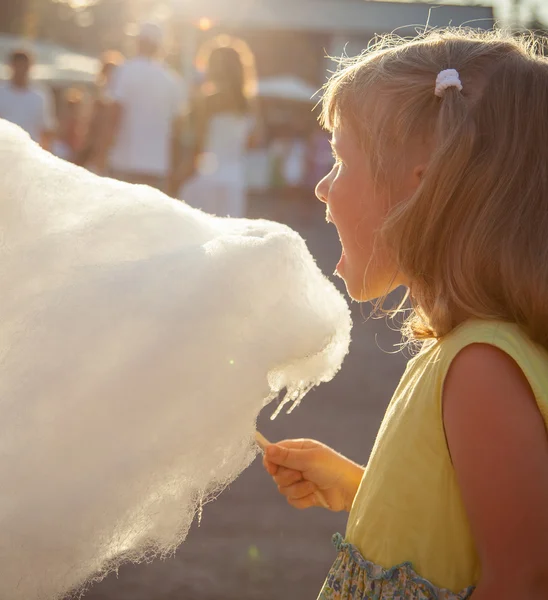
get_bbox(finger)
[265,444,319,472]
[262,456,278,476]
[279,480,317,500]
[273,467,302,488]
[287,495,317,510]
[275,439,321,451]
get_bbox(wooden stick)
[255,430,330,510]
[255,430,270,452]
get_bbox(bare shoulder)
[442,340,547,472]
[442,341,544,455]
[442,343,548,585]
[444,342,536,411]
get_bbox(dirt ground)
[83,194,408,600]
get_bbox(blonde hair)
[321,28,548,350]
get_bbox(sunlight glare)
[198,17,213,31]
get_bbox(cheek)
[328,169,355,207]
[331,180,390,262]
[329,172,368,228]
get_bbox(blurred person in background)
[79,50,124,168]
[173,36,259,218]
[0,50,56,150]
[52,88,85,162]
[96,23,186,190]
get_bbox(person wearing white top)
[0,50,56,150]
[173,37,258,218]
[99,23,186,190]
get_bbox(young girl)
[262,29,548,599]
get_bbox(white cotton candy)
[0,120,351,600]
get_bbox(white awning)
[174,0,494,33]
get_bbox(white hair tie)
[435,69,463,97]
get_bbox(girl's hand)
[262,439,364,512]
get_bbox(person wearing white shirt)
[0,50,56,150]
[98,23,186,191]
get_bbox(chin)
[340,273,390,303]
[336,271,369,302]
[337,258,398,303]
[355,288,383,303]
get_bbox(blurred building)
[174,0,495,86]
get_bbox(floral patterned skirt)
[318,534,475,600]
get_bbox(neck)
[11,78,28,89]
[137,42,158,60]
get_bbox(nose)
[315,172,329,204]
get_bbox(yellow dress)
[319,320,548,599]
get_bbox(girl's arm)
[443,343,548,599]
